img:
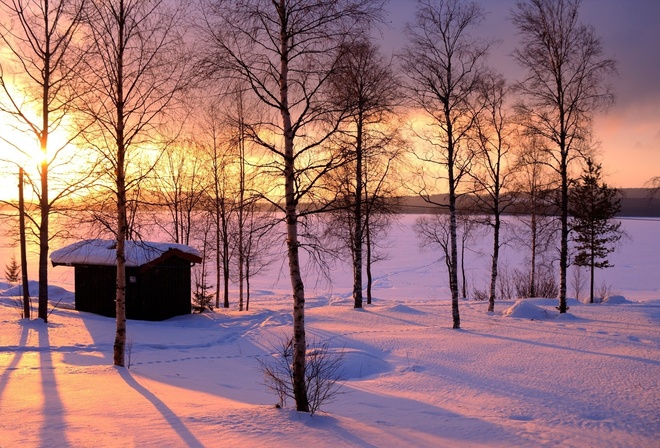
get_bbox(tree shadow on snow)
[0,320,30,402]
[36,322,70,447]
[322,383,535,447]
[118,368,204,448]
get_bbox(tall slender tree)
[511,0,616,313]
[513,135,559,298]
[80,0,189,366]
[193,101,235,309]
[201,0,383,412]
[401,0,491,328]
[152,141,207,246]
[0,0,89,322]
[570,158,621,303]
[327,38,402,309]
[469,73,516,312]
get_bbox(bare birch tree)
[224,89,277,312]
[469,73,517,312]
[511,0,616,313]
[0,0,90,322]
[151,141,207,246]
[512,134,559,298]
[200,0,383,412]
[326,38,402,309]
[80,0,189,366]
[194,101,236,309]
[401,0,491,328]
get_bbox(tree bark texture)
[278,0,308,412]
[19,168,31,319]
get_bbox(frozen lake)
[1,214,658,304]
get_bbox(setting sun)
[0,116,82,202]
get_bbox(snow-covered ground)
[1,216,659,447]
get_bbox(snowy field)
[0,216,659,447]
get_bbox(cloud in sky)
[381,0,660,187]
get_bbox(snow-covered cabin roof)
[50,239,202,268]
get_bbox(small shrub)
[497,266,516,300]
[258,336,344,415]
[192,285,213,312]
[498,265,559,299]
[595,282,618,303]
[534,267,559,298]
[571,266,587,302]
[472,288,489,301]
[192,267,213,312]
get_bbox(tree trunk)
[114,142,127,367]
[212,142,223,309]
[215,202,221,308]
[365,217,373,305]
[449,202,460,328]
[19,168,30,319]
[246,262,251,312]
[447,123,460,329]
[529,205,537,298]
[279,1,308,411]
[238,103,245,312]
[222,204,230,309]
[488,214,500,312]
[287,200,308,412]
[114,17,127,367]
[460,231,467,299]
[38,147,49,321]
[353,117,364,309]
[558,148,568,313]
[590,245,595,304]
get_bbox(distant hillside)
[394,188,660,217]
[617,188,660,217]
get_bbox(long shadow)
[299,412,380,448]
[0,320,29,401]
[38,322,70,447]
[118,368,204,448]
[471,329,660,366]
[323,382,535,447]
[78,312,116,364]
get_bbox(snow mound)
[1,280,39,297]
[503,300,558,320]
[387,304,425,314]
[523,297,582,308]
[0,282,74,308]
[340,349,391,380]
[555,312,580,321]
[601,295,631,304]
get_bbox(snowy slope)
[0,217,659,447]
[1,294,659,447]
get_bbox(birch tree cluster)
[0,0,625,412]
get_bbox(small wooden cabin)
[51,239,202,321]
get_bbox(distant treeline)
[3,188,658,218]
[392,188,660,217]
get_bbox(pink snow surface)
[1,217,658,447]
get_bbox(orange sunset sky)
[0,0,658,201]
[383,0,660,188]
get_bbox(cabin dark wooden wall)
[74,265,118,318]
[73,257,192,321]
[138,257,192,321]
